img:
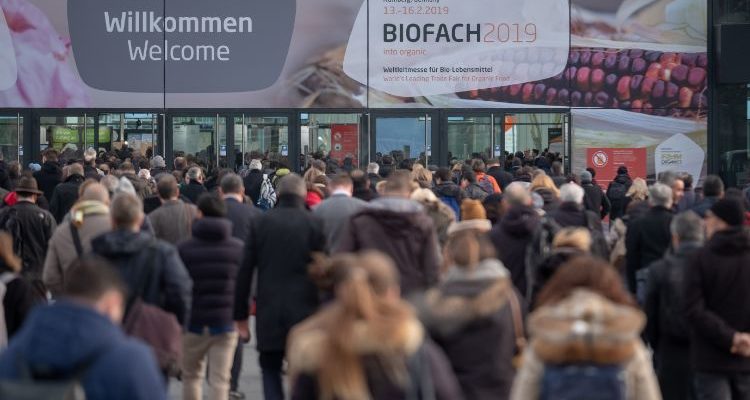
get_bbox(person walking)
[645,211,704,400]
[49,162,86,223]
[547,183,609,260]
[0,232,39,342]
[91,193,192,326]
[691,175,724,217]
[607,166,633,221]
[43,183,112,297]
[0,258,167,400]
[0,176,56,297]
[33,149,63,203]
[234,174,326,400]
[336,171,440,296]
[243,160,264,204]
[313,173,368,252]
[581,170,611,219]
[182,167,208,204]
[685,199,750,400]
[433,167,463,218]
[625,183,674,299]
[178,194,243,400]
[147,174,199,245]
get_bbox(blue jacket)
[0,301,165,400]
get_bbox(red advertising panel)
[586,148,647,191]
[329,124,359,166]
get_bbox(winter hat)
[580,171,593,183]
[709,199,746,227]
[249,159,263,171]
[461,199,486,220]
[150,155,166,169]
[28,163,41,172]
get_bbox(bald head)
[80,183,111,205]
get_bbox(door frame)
[299,111,368,171]
[229,111,297,172]
[369,109,441,166]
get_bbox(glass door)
[0,114,22,163]
[170,115,228,174]
[445,115,493,163]
[371,113,435,169]
[300,113,364,172]
[98,113,161,158]
[39,115,95,164]
[234,115,290,171]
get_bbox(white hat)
[249,159,263,171]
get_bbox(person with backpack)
[43,183,112,298]
[644,211,704,400]
[0,232,39,346]
[147,175,199,245]
[461,170,490,201]
[49,163,86,223]
[417,229,521,400]
[0,258,166,400]
[581,171,611,219]
[287,251,464,400]
[607,166,633,221]
[33,148,63,203]
[472,159,502,195]
[510,256,661,400]
[433,167,463,219]
[0,176,56,297]
[243,159,265,205]
[178,194,244,400]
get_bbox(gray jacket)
[312,193,368,251]
[147,200,198,245]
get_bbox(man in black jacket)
[91,192,192,326]
[234,174,325,400]
[625,183,674,299]
[685,199,750,400]
[33,148,63,202]
[0,176,56,296]
[487,157,513,191]
[692,175,724,218]
[581,171,611,219]
[182,166,207,204]
[50,162,85,222]
[547,183,609,260]
[607,166,633,221]
[645,211,704,400]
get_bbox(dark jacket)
[691,196,720,218]
[91,230,192,325]
[607,173,633,221]
[224,197,261,241]
[243,170,263,204]
[685,228,750,373]
[625,206,673,293]
[0,201,57,281]
[0,301,166,400]
[433,182,463,217]
[0,161,10,191]
[178,218,243,330]
[368,173,381,192]
[0,269,39,339]
[181,181,207,204]
[336,198,440,295]
[531,247,586,308]
[489,205,539,297]
[83,164,100,180]
[234,194,326,352]
[353,186,378,202]
[548,202,609,259]
[50,174,85,223]
[418,260,518,400]
[33,161,63,202]
[463,183,488,201]
[488,166,514,191]
[582,181,611,219]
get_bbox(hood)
[529,289,645,365]
[91,230,154,258]
[192,217,232,241]
[613,174,632,185]
[370,197,424,213]
[435,182,461,198]
[418,259,512,336]
[355,208,426,238]
[708,228,750,253]
[501,205,540,236]
[10,302,124,373]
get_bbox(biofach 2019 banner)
[0,0,706,113]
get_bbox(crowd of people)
[0,146,749,400]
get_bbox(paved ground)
[169,320,263,400]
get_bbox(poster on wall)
[586,147,647,190]
[654,133,705,182]
[329,124,359,166]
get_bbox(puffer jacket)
[511,289,661,400]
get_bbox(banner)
[586,147,647,190]
[329,124,359,166]
[654,133,705,182]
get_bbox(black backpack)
[607,181,628,204]
[526,216,562,297]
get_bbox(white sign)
[654,133,705,181]
[344,0,570,97]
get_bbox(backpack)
[438,196,461,220]
[541,364,627,400]
[0,207,22,258]
[256,174,277,211]
[607,180,628,204]
[0,272,18,349]
[478,175,494,194]
[0,353,99,400]
[525,216,562,297]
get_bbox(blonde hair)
[530,174,560,198]
[303,167,324,186]
[552,228,592,252]
[626,178,648,201]
[411,164,433,186]
[443,229,497,270]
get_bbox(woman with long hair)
[418,229,520,400]
[511,256,660,400]
[288,251,463,400]
[530,174,560,212]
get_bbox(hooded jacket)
[91,230,192,325]
[434,182,463,209]
[489,205,540,297]
[0,201,57,281]
[50,174,85,223]
[0,302,166,400]
[510,290,660,400]
[607,173,633,221]
[243,170,263,204]
[418,259,518,400]
[33,161,62,202]
[685,228,750,373]
[336,198,441,295]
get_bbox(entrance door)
[98,113,161,158]
[39,114,95,163]
[234,115,291,172]
[499,112,569,168]
[169,114,228,174]
[0,114,22,163]
[371,112,437,168]
[300,113,365,172]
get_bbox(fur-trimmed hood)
[416,259,512,337]
[287,304,424,377]
[528,289,645,365]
